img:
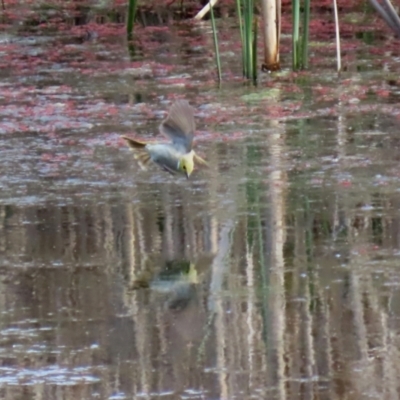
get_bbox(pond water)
[2,4,400,399]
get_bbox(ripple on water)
[0,365,101,386]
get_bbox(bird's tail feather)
[122,136,151,170]
[135,152,151,170]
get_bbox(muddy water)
[1,11,400,400]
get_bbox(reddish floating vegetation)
[0,0,400,148]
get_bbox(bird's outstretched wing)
[159,100,195,153]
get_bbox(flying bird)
[122,100,207,178]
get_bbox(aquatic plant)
[368,0,400,37]
[127,0,138,39]
[333,0,341,72]
[292,0,310,70]
[209,0,222,81]
[260,0,281,71]
[236,0,257,81]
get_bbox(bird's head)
[178,153,194,179]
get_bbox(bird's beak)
[185,171,190,179]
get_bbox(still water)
[2,9,400,400]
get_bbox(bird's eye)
[182,165,186,171]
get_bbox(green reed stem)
[292,0,300,69]
[246,0,253,78]
[127,0,138,39]
[252,15,258,83]
[240,0,256,80]
[301,0,310,69]
[236,0,245,76]
[209,0,222,81]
